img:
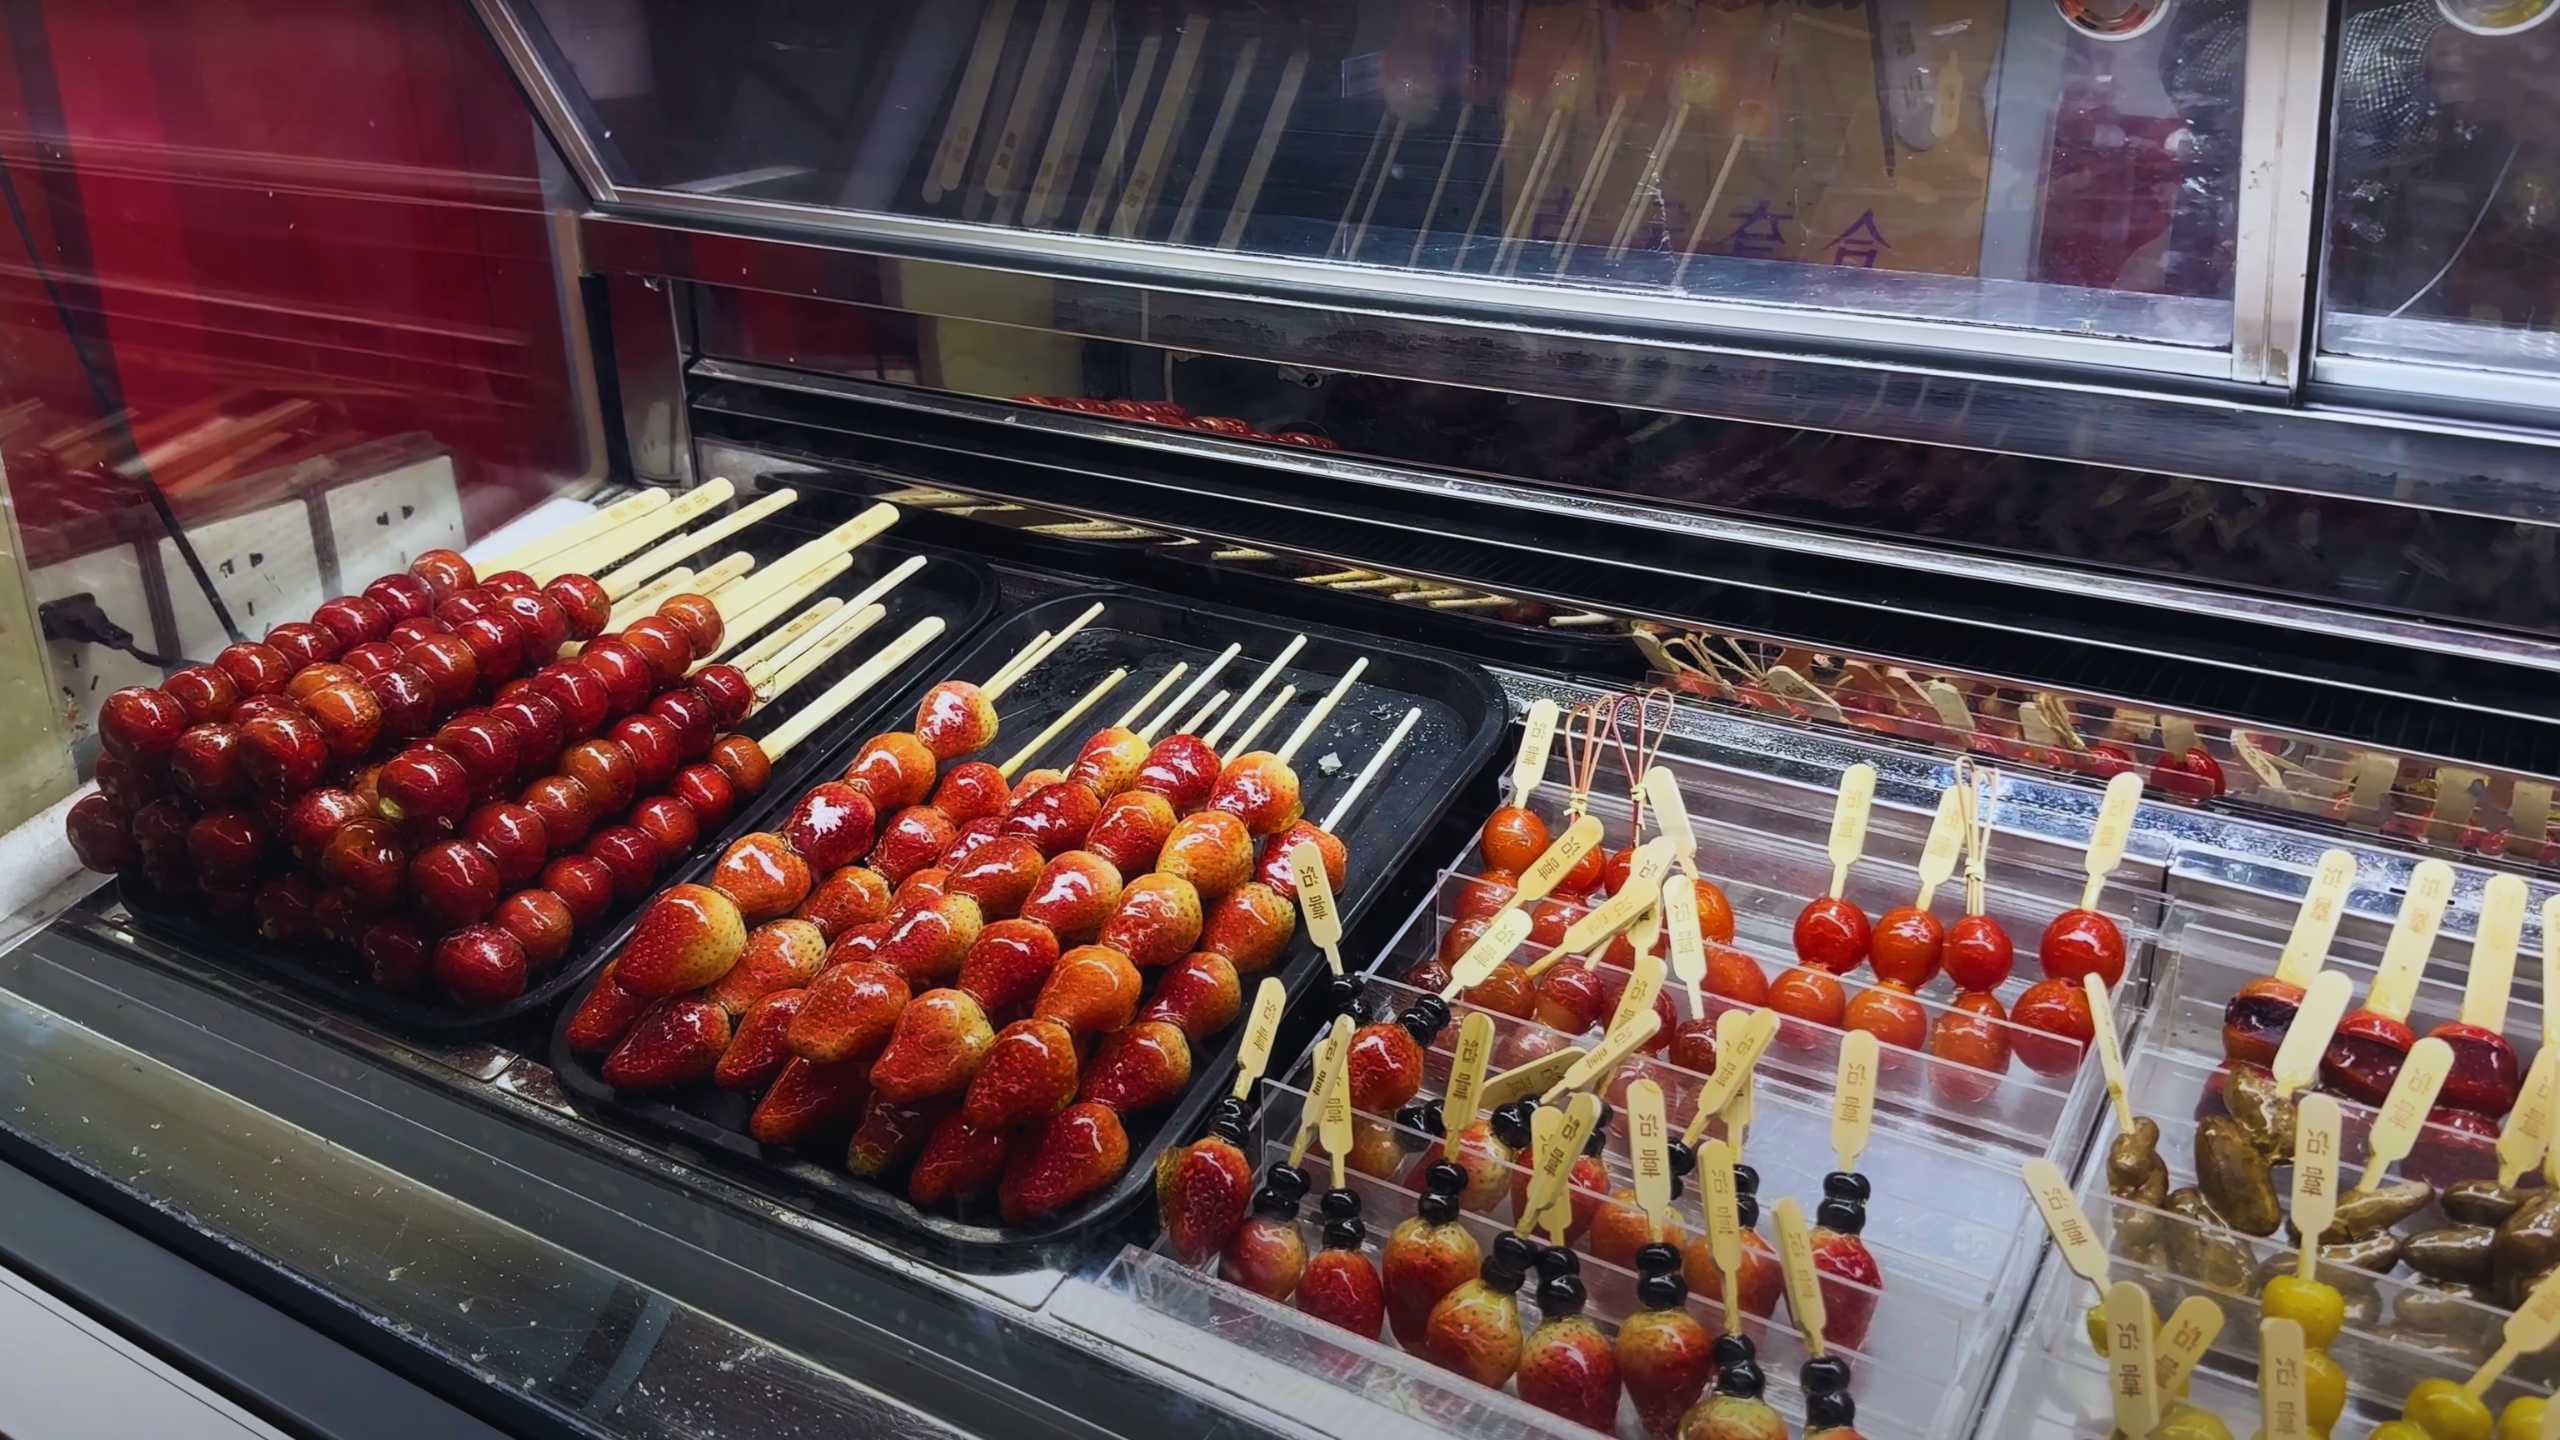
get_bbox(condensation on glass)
[522,0,2247,347]
[2320,0,2560,379]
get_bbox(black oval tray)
[546,585,1506,1265]
[116,531,994,1040]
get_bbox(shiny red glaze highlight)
[1792,896,1871,974]
[1005,780,1104,857]
[434,924,529,1008]
[845,733,936,811]
[783,783,879,871]
[409,549,475,599]
[671,764,736,829]
[311,594,393,650]
[560,739,640,814]
[2320,1009,2417,1104]
[711,736,772,795]
[544,574,612,640]
[655,593,723,657]
[464,802,551,887]
[519,774,599,851]
[2220,976,2303,1068]
[284,788,369,864]
[578,639,656,716]
[915,680,998,761]
[2039,908,2127,987]
[339,641,404,678]
[497,590,569,655]
[284,662,361,706]
[495,889,576,970]
[431,710,522,797]
[692,664,754,729]
[363,572,436,622]
[453,613,526,686]
[365,665,440,742]
[932,762,1011,826]
[630,794,701,864]
[406,633,482,710]
[99,687,190,763]
[305,680,385,762]
[412,840,503,927]
[435,589,500,628]
[647,687,719,757]
[163,664,240,724]
[386,616,449,650]
[2011,977,2096,1076]
[1133,734,1219,810]
[65,793,138,873]
[170,723,248,804]
[585,825,662,902]
[527,662,611,740]
[2429,1020,2522,1116]
[541,855,618,929]
[608,713,684,791]
[620,615,693,685]
[490,691,569,775]
[262,621,340,670]
[1868,906,1944,988]
[1943,914,2016,991]
[214,642,296,698]
[240,708,329,793]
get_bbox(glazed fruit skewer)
[422,611,947,1009]
[1156,977,1288,1262]
[1381,1009,1494,1349]
[1253,703,1421,905]
[1298,1023,1387,1337]
[1775,1195,1867,1440]
[1220,1015,1353,1299]
[2318,859,2457,1104]
[2220,847,2357,1066]
[1791,762,1879,977]
[1942,763,2016,992]
[2036,769,2144,988]
[1675,1135,1785,1440]
[1869,783,1963,990]
[1616,1076,1713,1438]
[1200,635,1304,750]
[2426,873,2530,1118]
[1424,1094,1599,1385]
[1802,1030,1885,1353]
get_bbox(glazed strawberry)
[946,833,1044,917]
[1134,733,1219,810]
[1098,873,1203,968]
[1079,1020,1193,1112]
[888,867,949,921]
[566,961,654,1052]
[614,884,749,995]
[786,960,909,1063]
[714,988,808,1092]
[1347,999,1449,1115]
[954,918,1063,1019]
[795,865,892,938]
[749,1057,872,1146]
[1620,1244,1713,1440]
[1207,751,1303,837]
[1461,959,1536,1019]
[1157,1129,1256,1263]
[1516,1251,1620,1432]
[940,816,1006,874]
[1069,725,1147,798]
[909,1111,1012,1210]
[874,893,986,986]
[1810,1171,1883,1352]
[1157,810,1252,899]
[1200,882,1297,972]
[962,1018,1080,1129]
[930,760,1010,825]
[845,1094,947,1177]
[1017,850,1123,941]
[1085,789,1175,874]
[703,919,827,1016]
[1590,1186,1689,1269]
[1298,1198,1385,1339]
[1682,1168,1783,1321]
[1423,1231,1536,1386]
[1002,779,1101,857]
[1000,1102,1130,1224]
[1400,1119,1513,1213]
[844,732,936,810]
[1137,952,1241,1039]
[1533,961,1608,1034]
[1032,945,1141,1034]
[1382,1162,1482,1350]
[868,988,996,1102]
[825,920,890,968]
[1254,820,1347,902]
[872,804,958,886]
[602,997,731,1091]
[708,834,812,921]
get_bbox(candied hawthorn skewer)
[1157,977,1287,1262]
[1868,782,1964,989]
[1791,762,1878,977]
[2036,769,2143,988]
[1478,696,1560,875]
[1381,1010,1494,1350]
[2221,847,2356,1066]
[2427,873,2529,1118]
[2319,858,2457,1104]
[1941,763,2015,992]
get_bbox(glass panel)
[2320,0,2560,378]
[522,0,2245,348]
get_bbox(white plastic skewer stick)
[986,601,1105,704]
[1216,46,1308,251]
[923,0,1016,204]
[1170,36,1260,245]
[1331,114,1396,258]
[694,550,920,672]
[710,504,899,619]
[479,489,668,574]
[1227,685,1296,756]
[1026,2,1114,227]
[1112,15,1209,237]
[757,605,888,702]
[1277,657,1369,763]
[1346,117,1410,259]
[1322,705,1423,832]
[1550,95,1630,269]
[984,631,1052,697]
[528,478,735,584]
[764,618,948,763]
[1079,33,1164,235]
[998,669,1130,779]
[1407,102,1476,266]
[595,488,798,599]
[692,552,758,595]
[1146,643,1240,739]
[751,601,886,696]
[1203,634,1305,747]
[1111,664,1188,730]
[605,566,694,628]
[1182,689,1233,737]
[698,553,855,665]
[726,598,846,679]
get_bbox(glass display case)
[2,4,2560,1440]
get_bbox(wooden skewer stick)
[750,598,882,692]
[1671,133,1749,290]
[1216,46,1308,251]
[1112,13,1210,238]
[1110,664,1188,730]
[1407,102,1476,266]
[1322,705,1422,832]
[1346,117,1411,260]
[528,478,735,585]
[1079,32,1165,235]
[586,551,758,654]
[1026,1,1115,227]
[1492,107,1570,274]
[698,554,855,665]
[693,551,758,595]
[1608,102,1691,260]
[1181,689,1233,737]
[999,669,1131,779]
[1146,643,1240,739]
[478,488,669,575]
[712,503,900,619]
[979,0,1075,220]
[924,0,1018,204]
[1276,657,1368,764]
[596,488,799,599]
[985,632,1052,697]
[694,553,915,671]
[726,598,847,679]
[1331,114,1397,259]
[1549,95,1630,270]
[756,603,890,700]
[1449,114,1519,268]
[1203,634,1305,747]
[1226,685,1296,756]
[985,601,1106,704]
[763,618,948,763]
[1170,36,1261,245]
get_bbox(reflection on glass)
[523,0,2245,344]
[2323,0,2560,376]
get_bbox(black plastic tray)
[547,586,1507,1264]
[116,532,994,1040]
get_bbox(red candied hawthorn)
[213,642,296,699]
[99,687,190,764]
[655,593,723,657]
[412,839,503,928]
[585,825,662,903]
[543,574,611,640]
[630,794,701,865]
[646,686,719,757]
[363,571,436,622]
[526,662,611,740]
[408,548,475,599]
[691,663,754,729]
[608,712,684,791]
[65,793,139,873]
[709,735,772,796]
[161,664,240,725]
[783,782,880,872]
[671,763,737,830]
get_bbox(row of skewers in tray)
[1155,918,1905,1440]
[65,480,951,1011]
[564,614,1432,1225]
[1395,692,2147,1115]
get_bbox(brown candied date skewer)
[408,613,953,1011]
